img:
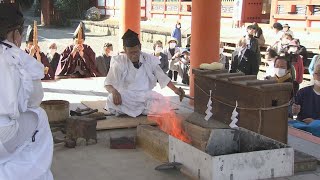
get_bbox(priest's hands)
[72,44,84,58]
[30,45,41,61]
[302,118,314,124]
[111,89,122,105]
[292,103,301,116]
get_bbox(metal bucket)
[41,100,70,123]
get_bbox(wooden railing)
[150,0,235,18]
[271,0,320,30]
[97,0,146,19]
[150,0,191,18]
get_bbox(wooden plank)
[137,125,169,162]
[96,116,157,130]
[82,100,157,130]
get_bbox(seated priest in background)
[46,42,60,75]
[96,42,113,76]
[104,29,185,117]
[56,22,100,78]
[25,25,54,80]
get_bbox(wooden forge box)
[192,69,293,143]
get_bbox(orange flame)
[147,96,191,143]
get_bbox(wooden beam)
[137,125,169,162]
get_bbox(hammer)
[178,87,194,101]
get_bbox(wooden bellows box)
[192,68,293,143]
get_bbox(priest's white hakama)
[105,52,171,117]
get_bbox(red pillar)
[119,0,141,49]
[306,5,313,30]
[189,0,221,101]
[270,0,278,25]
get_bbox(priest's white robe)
[0,41,53,180]
[104,52,171,117]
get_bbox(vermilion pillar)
[189,0,221,102]
[119,0,141,49]
[270,0,278,25]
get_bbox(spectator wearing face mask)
[46,42,60,75]
[292,63,320,125]
[287,40,304,84]
[152,40,168,73]
[171,21,182,47]
[273,54,299,97]
[230,38,258,75]
[163,37,182,82]
[265,48,278,79]
[280,33,293,52]
[180,49,190,85]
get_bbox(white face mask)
[274,68,287,77]
[177,25,181,29]
[288,47,298,54]
[315,80,320,87]
[219,48,224,54]
[169,43,176,49]
[155,47,163,54]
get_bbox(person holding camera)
[287,40,304,84]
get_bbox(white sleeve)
[104,56,124,89]
[148,55,171,89]
[27,80,44,108]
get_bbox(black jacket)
[230,48,258,75]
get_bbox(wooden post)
[178,0,181,19]
[137,125,169,162]
[164,0,167,19]
[119,0,141,50]
[270,0,278,25]
[306,5,313,29]
[189,0,221,103]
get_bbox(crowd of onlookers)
[227,22,320,136]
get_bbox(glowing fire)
[147,96,191,143]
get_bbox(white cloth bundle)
[200,62,224,70]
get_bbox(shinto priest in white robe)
[104,52,172,117]
[0,40,54,180]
